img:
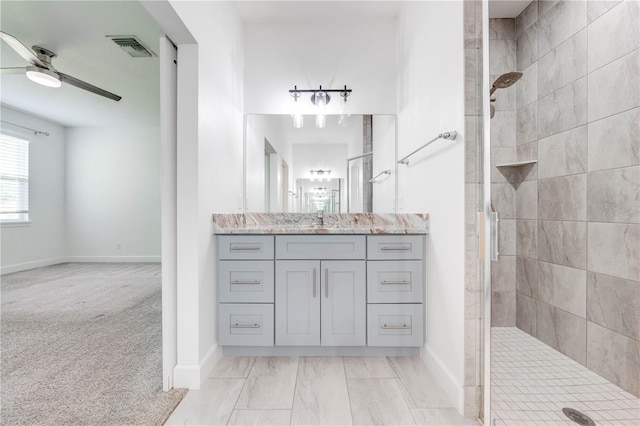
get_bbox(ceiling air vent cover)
[107,35,156,58]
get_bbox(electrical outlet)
[116,242,121,249]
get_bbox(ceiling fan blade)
[0,31,46,68]
[58,72,122,102]
[0,67,26,75]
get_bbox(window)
[0,133,29,223]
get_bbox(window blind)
[0,133,29,221]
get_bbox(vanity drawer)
[219,303,274,346]
[367,303,424,347]
[367,235,424,260]
[276,235,366,260]
[367,261,424,303]
[218,235,274,260]
[218,261,274,303]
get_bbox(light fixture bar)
[289,84,352,96]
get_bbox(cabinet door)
[275,260,320,346]
[320,261,366,346]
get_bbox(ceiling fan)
[0,31,121,102]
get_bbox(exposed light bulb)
[314,91,327,128]
[290,89,303,128]
[338,90,351,127]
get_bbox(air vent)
[107,35,156,58]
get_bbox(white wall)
[244,21,397,115]
[65,126,161,261]
[372,115,396,212]
[169,0,244,388]
[396,0,466,412]
[0,106,66,273]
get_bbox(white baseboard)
[421,344,464,415]
[65,256,161,263]
[1,257,66,275]
[200,344,223,384]
[173,344,223,390]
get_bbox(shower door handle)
[490,211,499,262]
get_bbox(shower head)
[490,72,523,95]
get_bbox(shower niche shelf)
[495,160,537,168]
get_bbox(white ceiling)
[0,0,529,128]
[235,1,401,23]
[489,0,532,18]
[0,1,162,127]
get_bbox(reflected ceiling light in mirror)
[288,85,352,129]
[310,169,331,182]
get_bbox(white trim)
[173,344,223,389]
[0,257,66,275]
[65,256,161,263]
[200,344,223,384]
[421,344,464,415]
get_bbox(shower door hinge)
[490,212,499,262]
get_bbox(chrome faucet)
[316,210,324,226]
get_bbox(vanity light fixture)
[288,85,352,128]
[310,169,331,182]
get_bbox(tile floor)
[165,356,479,425]
[491,327,640,426]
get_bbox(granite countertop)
[211,213,429,234]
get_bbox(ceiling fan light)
[26,66,61,88]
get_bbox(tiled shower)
[489,0,639,412]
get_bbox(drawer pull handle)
[325,268,329,298]
[231,280,261,285]
[313,268,317,298]
[230,245,261,251]
[380,246,411,251]
[380,280,411,285]
[381,324,411,330]
[232,323,261,329]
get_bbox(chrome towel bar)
[398,130,457,165]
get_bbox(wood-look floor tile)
[388,357,453,408]
[344,356,395,378]
[411,408,479,425]
[227,409,291,425]
[235,357,298,409]
[291,357,352,425]
[347,378,415,425]
[164,378,244,425]
[210,356,255,378]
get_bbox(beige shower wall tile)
[588,222,640,282]
[587,166,640,223]
[588,0,640,72]
[538,126,587,179]
[588,107,640,171]
[588,49,640,122]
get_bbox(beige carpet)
[1,263,187,425]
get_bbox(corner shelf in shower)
[495,160,537,168]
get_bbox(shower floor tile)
[491,327,640,426]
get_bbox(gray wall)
[491,0,639,397]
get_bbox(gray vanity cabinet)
[275,260,366,346]
[275,235,367,347]
[217,233,424,350]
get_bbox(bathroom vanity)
[213,213,428,355]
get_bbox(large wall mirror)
[245,114,397,213]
